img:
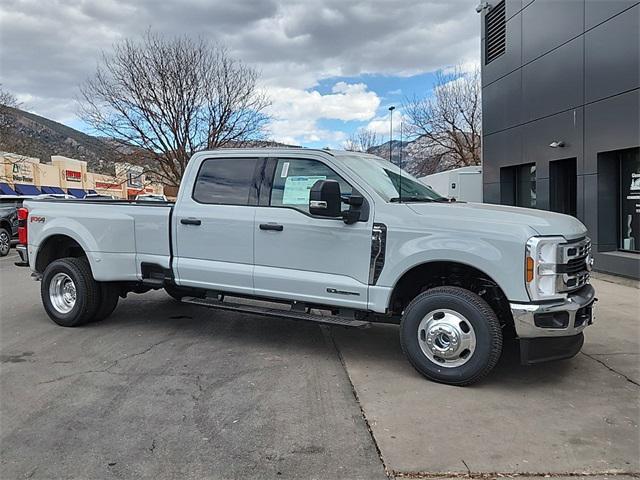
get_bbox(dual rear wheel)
[41,258,119,327]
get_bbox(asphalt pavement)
[1,251,638,479]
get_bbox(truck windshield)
[342,154,447,203]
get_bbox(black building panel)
[482,126,524,183]
[522,0,584,63]
[482,12,522,85]
[482,69,523,134]
[522,108,584,178]
[505,0,523,21]
[585,4,640,103]
[483,182,501,204]
[584,89,640,175]
[481,0,640,278]
[522,37,584,121]
[585,0,639,30]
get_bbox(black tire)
[93,282,120,322]
[0,227,10,257]
[400,286,503,386]
[40,258,100,327]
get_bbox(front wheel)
[400,286,503,386]
[0,227,10,257]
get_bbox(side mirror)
[309,179,341,217]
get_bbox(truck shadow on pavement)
[92,294,577,390]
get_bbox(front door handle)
[181,218,202,226]
[259,223,284,231]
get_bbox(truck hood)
[406,202,587,240]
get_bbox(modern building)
[0,152,164,199]
[479,0,639,278]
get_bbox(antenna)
[399,120,403,202]
[388,106,395,163]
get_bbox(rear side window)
[270,158,352,214]
[193,158,259,205]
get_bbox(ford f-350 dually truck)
[15,148,595,385]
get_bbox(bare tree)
[79,32,271,186]
[403,66,481,175]
[0,85,20,109]
[343,128,380,153]
[0,84,21,131]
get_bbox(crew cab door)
[253,157,372,309]
[174,157,260,295]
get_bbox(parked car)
[135,194,168,202]
[15,149,595,385]
[0,195,37,256]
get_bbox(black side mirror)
[309,179,341,217]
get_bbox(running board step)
[182,296,370,328]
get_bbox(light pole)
[388,105,395,162]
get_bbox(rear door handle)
[259,223,284,231]
[180,218,202,226]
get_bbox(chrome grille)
[556,238,591,293]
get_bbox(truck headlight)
[525,236,566,301]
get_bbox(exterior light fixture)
[475,2,490,13]
[549,141,566,148]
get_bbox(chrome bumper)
[15,244,29,267]
[510,284,596,338]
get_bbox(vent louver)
[485,1,506,64]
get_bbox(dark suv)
[0,196,25,256]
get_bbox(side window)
[270,158,352,214]
[193,158,259,205]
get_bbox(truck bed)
[24,199,173,282]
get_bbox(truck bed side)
[24,200,172,282]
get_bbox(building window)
[620,148,640,253]
[485,0,506,64]
[550,158,577,217]
[500,163,536,208]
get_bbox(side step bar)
[182,296,370,328]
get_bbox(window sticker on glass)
[282,175,326,204]
[280,162,290,178]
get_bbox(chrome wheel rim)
[418,309,476,368]
[49,273,77,314]
[0,231,9,254]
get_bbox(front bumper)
[510,284,595,364]
[510,284,595,338]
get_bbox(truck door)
[174,157,261,295]
[253,157,372,310]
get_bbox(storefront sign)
[127,171,143,188]
[65,170,82,182]
[95,181,120,190]
[10,162,34,183]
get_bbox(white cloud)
[365,112,409,138]
[0,0,480,144]
[265,82,380,145]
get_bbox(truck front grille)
[556,238,591,293]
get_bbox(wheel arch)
[0,219,12,234]
[388,260,514,332]
[35,234,89,274]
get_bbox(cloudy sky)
[0,0,480,148]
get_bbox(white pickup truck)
[16,148,595,385]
